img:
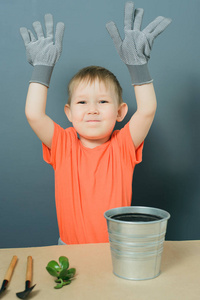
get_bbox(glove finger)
[55,22,65,49]
[32,20,44,39]
[133,8,144,30]
[20,27,31,45]
[124,1,134,31]
[150,17,172,38]
[45,14,54,40]
[143,16,172,38]
[106,21,122,51]
[28,29,36,42]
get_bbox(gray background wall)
[0,0,200,248]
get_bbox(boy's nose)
[88,103,99,114]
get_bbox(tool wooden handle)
[4,255,18,281]
[26,256,33,282]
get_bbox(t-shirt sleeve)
[42,122,61,169]
[114,122,144,167]
[42,122,76,170]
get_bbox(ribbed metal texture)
[104,206,170,280]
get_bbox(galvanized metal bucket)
[104,206,170,280]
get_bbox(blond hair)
[67,66,123,105]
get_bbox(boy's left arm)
[106,1,172,149]
[129,83,157,149]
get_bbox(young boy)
[20,2,171,245]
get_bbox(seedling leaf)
[47,260,61,271]
[59,268,70,279]
[46,266,59,277]
[59,256,69,269]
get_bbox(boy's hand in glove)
[106,1,171,85]
[20,14,65,87]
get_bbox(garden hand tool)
[0,255,18,297]
[16,256,36,299]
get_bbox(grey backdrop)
[1,0,200,248]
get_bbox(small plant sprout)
[46,256,76,289]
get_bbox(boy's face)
[65,79,127,148]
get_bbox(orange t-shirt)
[42,122,143,244]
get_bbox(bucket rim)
[104,206,170,224]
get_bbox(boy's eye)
[77,101,86,104]
[99,100,108,104]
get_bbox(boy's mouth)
[86,119,101,122]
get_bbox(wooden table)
[0,241,199,299]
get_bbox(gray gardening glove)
[20,14,65,87]
[106,2,172,85]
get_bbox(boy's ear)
[116,102,128,122]
[64,104,72,122]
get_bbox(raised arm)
[106,2,171,148]
[25,83,54,148]
[130,83,157,148]
[20,14,65,148]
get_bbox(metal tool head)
[0,280,7,294]
[16,281,36,299]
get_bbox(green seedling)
[46,256,76,289]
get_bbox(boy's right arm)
[25,82,54,149]
[20,14,65,149]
